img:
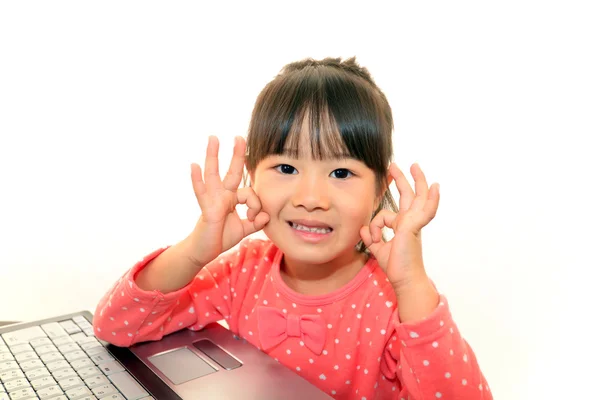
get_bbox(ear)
[373,171,394,210]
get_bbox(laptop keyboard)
[0,315,153,400]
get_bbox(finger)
[360,226,385,257]
[191,163,207,208]
[389,163,414,211]
[369,209,397,243]
[222,136,247,191]
[236,187,263,222]
[410,163,429,210]
[422,182,441,223]
[360,225,374,248]
[204,136,221,188]
[241,211,270,237]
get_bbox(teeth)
[291,222,332,234]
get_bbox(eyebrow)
[281,148,353,160]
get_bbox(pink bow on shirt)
[257,306,326,355]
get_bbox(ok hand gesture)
[359,163,440,292]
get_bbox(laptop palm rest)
[119,323,333,399]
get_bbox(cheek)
[254,185,284,214]
[337,196,375,224]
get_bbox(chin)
[281,244,341,265]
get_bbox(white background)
[1,1,599,399]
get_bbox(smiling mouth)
[288,221,333,234]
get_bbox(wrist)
[394,275,439,323]
[180,234,210,270]
[391,269,429,296]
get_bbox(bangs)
[246,64,393,173]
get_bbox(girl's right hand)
[188,135,269,266]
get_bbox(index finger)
[222,136,247,191]
[389,163,415,211]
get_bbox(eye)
[330,168,353,179]
[275,164,298,175]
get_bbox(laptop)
[0,310,334,399]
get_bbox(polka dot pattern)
[93,238,492,400]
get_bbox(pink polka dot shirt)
[93,239,492,399]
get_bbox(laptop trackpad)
[148,347,217,385]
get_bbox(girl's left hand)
[359,163,440,293]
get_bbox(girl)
[93,57,492,399]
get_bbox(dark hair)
[244,56,398,252]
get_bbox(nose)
[291,173,330,211]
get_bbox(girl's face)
[250,128,381,267]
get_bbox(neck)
[280,248,369,296]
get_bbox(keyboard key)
[64,350,87,363]
[29,337,53,348]
[36,384,63,399]
[0,361,19,373]
[58,376,84,391]
[84,375,109,388]
[9,344,33,355]
[14,352,38,363]
[30,375,56,390]
[92,384,117,398]
[76,320,93,331]
[3,377,29,391]
[70,333,88,343]
[52,367,77,381]
[0,369,24,382]
[70,358,94,370]
[0,393,6,400]
[100,394,125,400]
[35,344,58,356]
[18,359,44,371]
[65,385,92,399]
[40,351,64,364]
[79,321,93,330]
[90,353,114,365]
[25,367,50,380]
[85,347,107,357]
[0,354,13,363]
[52,336,74,347]
[72,316,88,325]
[46,360,70,372]
[0,345,10,354]
[77,337,99,346]
[41,322,68,339]
[1,326,46,347]
[57,344,80,354]
[98,361,124,376]
[8,386,36,400]
[107,372,148,400]
[77,366,102,379]
[59,321,81,335]
[80,340,102,351]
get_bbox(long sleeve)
[92,238,265,347]
[379,296,493,399]
[92,241,492,400]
